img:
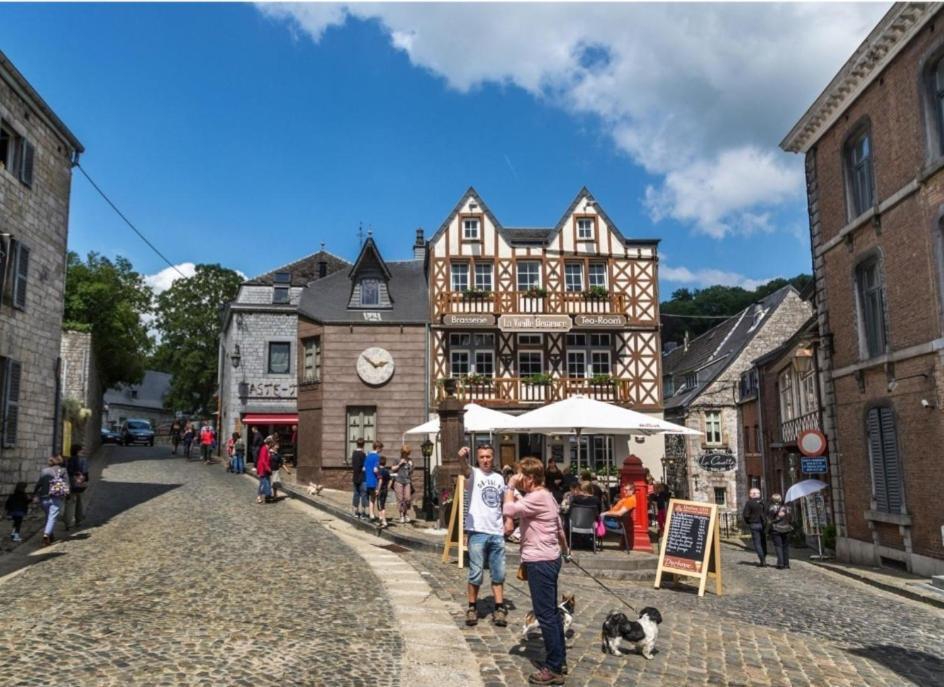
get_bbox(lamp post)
[420,438,435,521]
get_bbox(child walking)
[375,455,392,529]
[4,482,29,542]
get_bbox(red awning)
[242,414,298,426]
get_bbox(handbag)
[595,517,606,538]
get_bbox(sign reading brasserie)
[697,451,736,472]
[443,313,497,327]
[498,314,572,332]
[574,314,627,327]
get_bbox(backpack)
[269,452,283,472]
[48,468,71,498]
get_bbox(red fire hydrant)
[619,454,653,553]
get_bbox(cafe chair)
[602,512,633,552]
[568,504,599,553]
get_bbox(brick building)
[782,3,944,575]
[0,50,83,496]
[60,329,102,454]
[662,287,812,513]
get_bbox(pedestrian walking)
[4,482,29,542]
[460,444,508,628]
[225,432,236,472]
[503,457,571,685]
[768,493,793,569]
[33,455,70,546]
[256,436,273,504]
[350,438,368,519]
[251,427,263,465]
[363,441,382,521]
[391,445,414,523]
[231,432,246,475]
[170,419,181,455]
[64,444,89,531]
[199,422,214,463]
[375,455,391,528]
[183,422,195,460]
[742,487,768,567]
[269,437,285,501]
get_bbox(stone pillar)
[619,454,654,553]
[436,379,466,526]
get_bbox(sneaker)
[531,659,567,675]
[528,667,564,685]
[493,606,508,627]
[11,532,21,543]
[465,607,478,626]
[41,534,52,547]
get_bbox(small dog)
[306,482,324,496]
[600,607,662,659]
[522,594,576,639]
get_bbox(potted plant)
[524,373,553,385]
[465,373,493,386]
[583,285,609,299]
[462,287,492,299]
[589,374,615,385]
[524,286,547,298]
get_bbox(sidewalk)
[722,533,944,609]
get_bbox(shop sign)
[443,313,496,327]
[697,451,736,472]
[248,382,297,399]
[498,314,572,332]
[574,314,627,328]
[800,456,828,474]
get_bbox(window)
[846,128,874,218]
[567,351,586,378]
[360,278,380,306]
[856,257,887,358]
[11,242,28,310]
[799,372,817,415]
[930,56,944,155]
[268,342,291,374]
[303,337,321,383]
[449,332,494,377]
[463,217,480,240]
[517,262,541,290]
[779,370,795,422]
[518,333,542,347]
[451,263,469,292]
[0,120,34,186]
[1,358,21,447]
[588,263,607,289]
[474,263,493,291]
[705,410,722,445]
[273,271,290,304]
[450,350,470,377]
[576,217,594,240]
[663,376,675,397]
[566,332,611,377]
[591,351,611,376]
[866,406,903,513]
[713,487,727,506]
[685,371,698,390]
[475,351,494,377]
[564,263,584,292]
[347,406,376,461]
[518,351,543,377]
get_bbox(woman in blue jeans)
[503,457,572,686]
[33,455,69,546]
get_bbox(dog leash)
[566,555,637,614]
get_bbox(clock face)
[356,347,395,386]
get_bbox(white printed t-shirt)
[465,467,506,535]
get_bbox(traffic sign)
[801,455,828,474]
[798,429,827,456]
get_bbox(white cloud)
[144,262,196,294]
[661,263,774,292]
[259,2,888,238]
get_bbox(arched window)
[933,56,944,153]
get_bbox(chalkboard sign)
[654,499,722,597]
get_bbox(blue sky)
[0,3,889,294]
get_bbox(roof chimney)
[413,228,426,261]
[683,330,690,352]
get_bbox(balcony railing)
[435,290,627,317]
[435,376,632,405]
[781,410,820,444]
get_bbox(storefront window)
[518,351,543,376]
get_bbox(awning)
[241,413,298,426]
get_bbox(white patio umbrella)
[784,479,828,503]
[404,403,518,436]
[496,395,701,473]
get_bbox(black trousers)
[749,523,767,562]
[771,531,791,568]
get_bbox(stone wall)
[0,66,79,497]
[60,330,102,454]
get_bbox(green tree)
[153,264,242,413]
[64,251,153,390]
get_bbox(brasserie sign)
[443,313,497,327]
[498,314,572,332]
[697,451,737,472]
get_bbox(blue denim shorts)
[468,532,506,586]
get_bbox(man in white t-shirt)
[460,444,508,627]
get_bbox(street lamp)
[230,344,241,369]
[420,438,435,521]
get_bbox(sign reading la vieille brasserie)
[442,313,628,331]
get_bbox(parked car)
[120,419,155,446]
[101,427,121,444]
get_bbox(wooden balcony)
[435,376,633,406]
[434,290,627,317]
[780,410,820,445]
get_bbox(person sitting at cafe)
[602,483,636,523]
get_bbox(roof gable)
[247,249,348,287]
[349,237,392,281]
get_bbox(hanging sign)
[443,314,496,327]
[697,451,736,472]
[498,314,572,332]
[574,314,627,327]
[798,429,827,457]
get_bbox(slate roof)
[245,250,349,287]
[662,285,797,410]
[104,370,172,410]
[298,259,428,324]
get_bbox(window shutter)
[866,408,888,512]
[13,243,29,309]
[20,140,34,186]
[878,408,903,512]
[2,359,21,447]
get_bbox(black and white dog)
[600,607,662,659]
[522,594,576,639]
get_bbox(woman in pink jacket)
[255,436,273,504]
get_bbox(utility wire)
[74,163,187,278]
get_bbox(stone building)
[296,237,428,488]
[662,286,812,512]
[0,50,83,496]
[103,370,174,433]
[427,187,664,476]
[218,249,347,460]
[60,329,102,453]
[782,3,944,575]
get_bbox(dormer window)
[576,217,595,240]
[273,272,290,304]
[360,278,380,306]
[463,218,480,240]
